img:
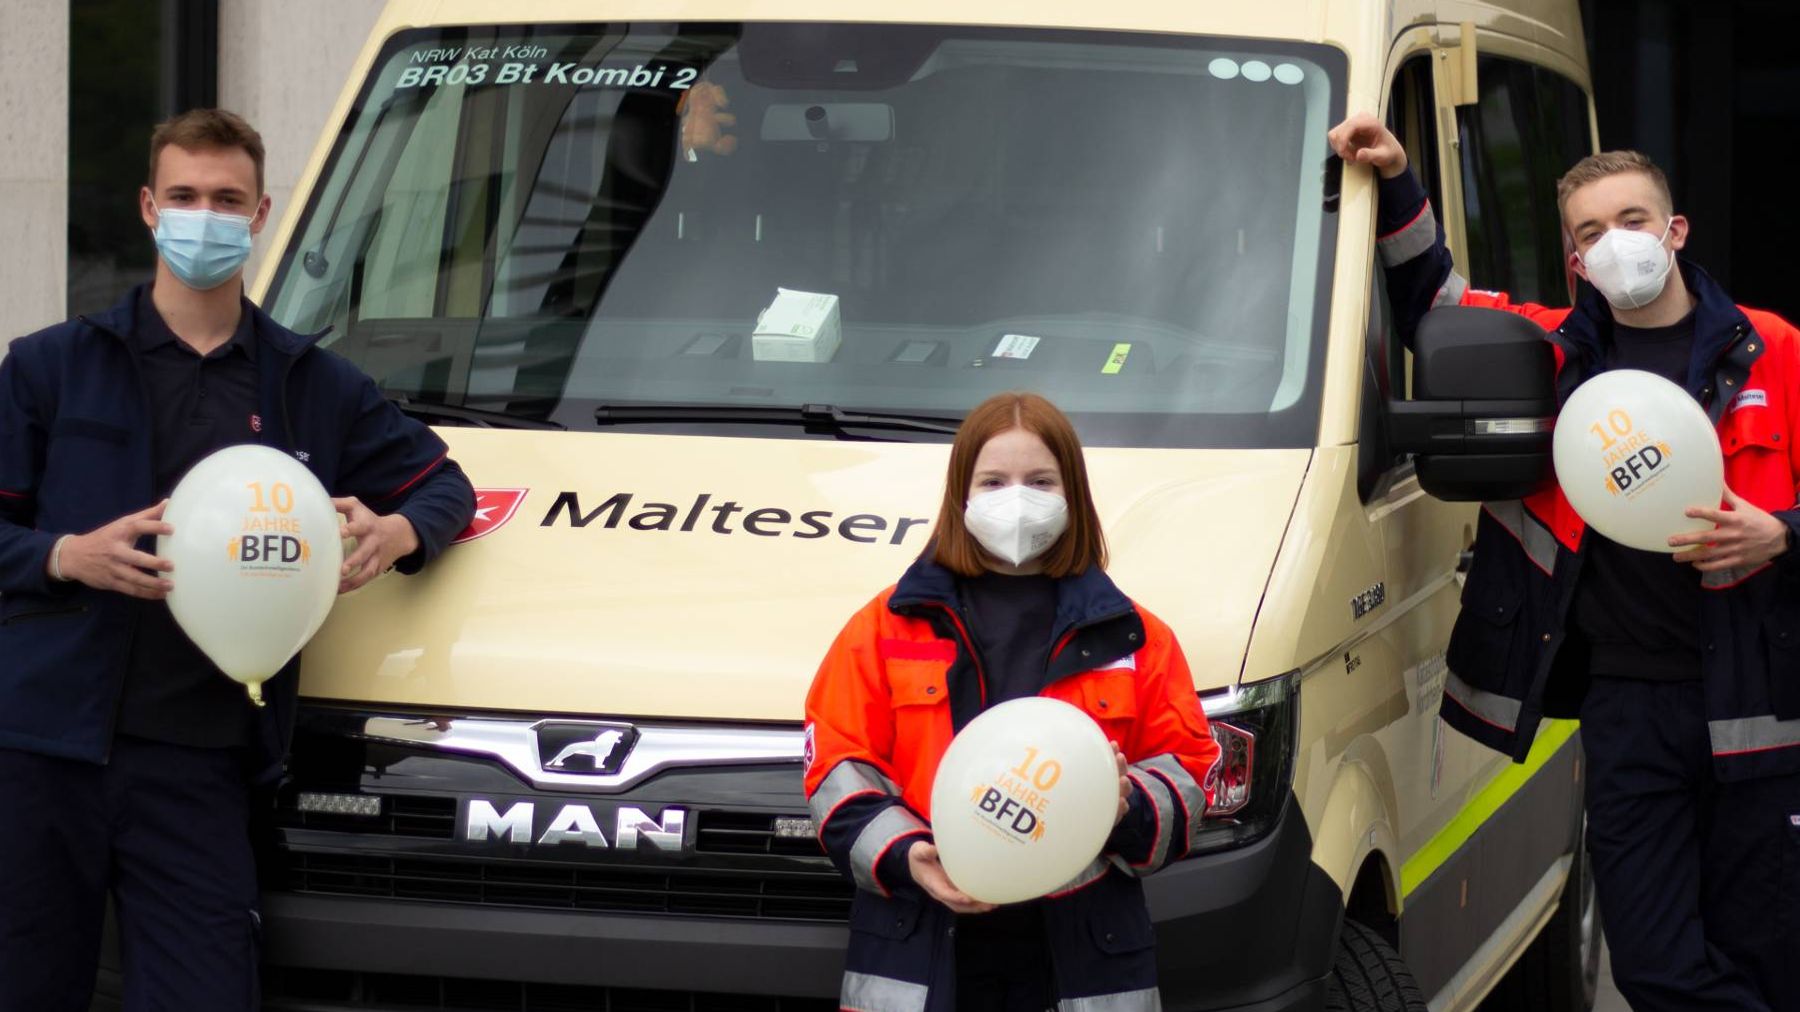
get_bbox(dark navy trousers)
[1582,676,1800,1011]
[0,737,260,1012]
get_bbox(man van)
[95,1,1606,1008]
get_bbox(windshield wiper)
[387,395,566,431]
[592,402,961,437]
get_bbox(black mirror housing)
[1389,306,1557,502]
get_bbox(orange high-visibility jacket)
[804,558,1218,899]
[803,558,1220,1012]
[1377,167,1800,780]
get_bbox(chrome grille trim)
[327,711,804,794]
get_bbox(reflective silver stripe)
[1700,562,1769,590]
[1443,670,1521,733]
[1471,417,1554,435]
[1432,269,1469,308]
[809,759,900,824]
[1125,771,1175,872]
[1377,203,1439,267]
[1710,714,1800,756]
[1058,987,1163,1012]
[1135,754,1205,852]
[1483,500,1559,576]
[841,971,929,1012]
[1048,856,1111,897]
[849,804,929,894]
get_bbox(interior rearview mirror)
[762,103,894,143]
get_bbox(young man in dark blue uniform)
[1330,113,1800,1011]
[0,109,475,1011]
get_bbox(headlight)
[1192,670,1298,855]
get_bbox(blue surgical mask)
[152,202,254,290]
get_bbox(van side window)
[1360,268,1410,502]
[1456,58,1593,307]
[1360,59,1437,502]
[1387,56,1441,214]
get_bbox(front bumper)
[1145,792,1338,1011]
[262,893,848,1005]
[87,699,1335,1012]
[105,800,1333,1011]
[267,792,1340,1012]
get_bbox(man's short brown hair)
[1556,150,1673,218]
[148,108,266,195]
[930,392,1107,579]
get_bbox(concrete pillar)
[0,0,70,347]
[218,0,383,285]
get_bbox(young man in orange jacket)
[1330,113,1800,1010]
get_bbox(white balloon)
[156,445,343,705]
[1552,369,1724,552]
[929,697,1119,904]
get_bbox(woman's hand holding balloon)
[333,496,419,594]
[906,840,997,914]
[53,501,175,599]
[1113,742,1134,826]
[1670,487,1791,571]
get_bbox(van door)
[1381,44,1599,1007]
[1350,52,1507,1001]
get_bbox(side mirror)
[1388,306,1557,501]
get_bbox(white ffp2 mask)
[964,485,1069,567]
[1580,221,1674,310]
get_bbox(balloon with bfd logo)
[1551,369,1724,552]
[928,697,1119,905]
[156,445,343,706]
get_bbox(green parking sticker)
[1102,343,1131,375]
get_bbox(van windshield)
[264,24,1344,447]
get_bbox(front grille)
[277,852,852,921]
[277,797,826,857]
[285,794,460,839]
[272,794,850,921]
[263,968,835,1012]
[694,810,830,858]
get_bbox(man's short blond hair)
[1556,150,1673,218]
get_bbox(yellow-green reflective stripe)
[1399,719,1579,897]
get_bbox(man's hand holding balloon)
[334,496,420,594]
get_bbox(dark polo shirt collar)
[135,286,258,361]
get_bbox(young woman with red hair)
[804,392,1218,1012]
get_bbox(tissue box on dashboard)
[752,288,842,363]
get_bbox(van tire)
[1325,918,1427,1012]
[1480,817,1600,1012]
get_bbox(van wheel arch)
[1326,918,1429,1012]
[1344,852,1400,950]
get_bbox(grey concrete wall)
[0,0,70,347]
[219,0,384,284]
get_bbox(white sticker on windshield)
[993,334,1041,360]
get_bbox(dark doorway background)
[1581,0,1800,321]
[66,0,217,316]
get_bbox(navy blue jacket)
[1378,170,1800,781]
[0,285,475,772]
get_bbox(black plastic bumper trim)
[230,792,1336,1010]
